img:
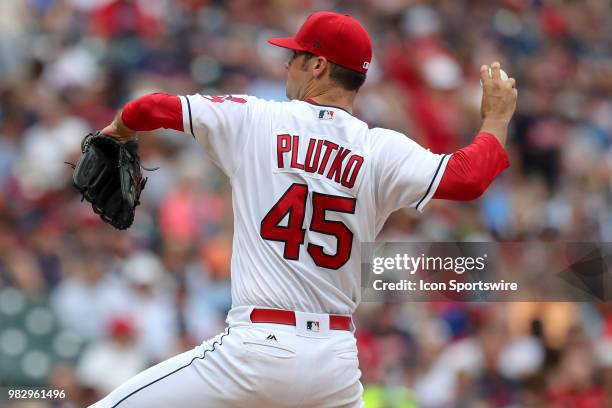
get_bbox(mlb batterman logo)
[318,110,334,120]
[306,321,320,332]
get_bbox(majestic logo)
[306,321,320,332]
[318,110,334,120]
[266,334,277,341]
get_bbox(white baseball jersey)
[92,94,451,408]
[179,94,450,316]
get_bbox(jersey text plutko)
[276,134,364,189]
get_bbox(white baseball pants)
[90,307,363,407]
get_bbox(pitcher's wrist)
[480,117,509,146]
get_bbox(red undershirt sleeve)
[120,93,183,132]
[433,132,510,201]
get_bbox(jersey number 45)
[260,183,356,270]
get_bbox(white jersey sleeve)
[372,129,451,219]
[179,94,255,177]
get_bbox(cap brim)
[267,37,306,51]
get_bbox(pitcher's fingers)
[480,64,492,86]
[505,78,516,88]
[491,61,502,81]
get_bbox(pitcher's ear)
[312,56,329,78]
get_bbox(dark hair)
[298,51,366,91]
[329,63,366,91]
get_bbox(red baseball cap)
[268,11,372,74]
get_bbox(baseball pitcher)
[88,11,517,408]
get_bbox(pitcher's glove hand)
[70,131,151,230]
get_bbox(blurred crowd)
[0,0,611,407]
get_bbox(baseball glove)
[69,131,150,230]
